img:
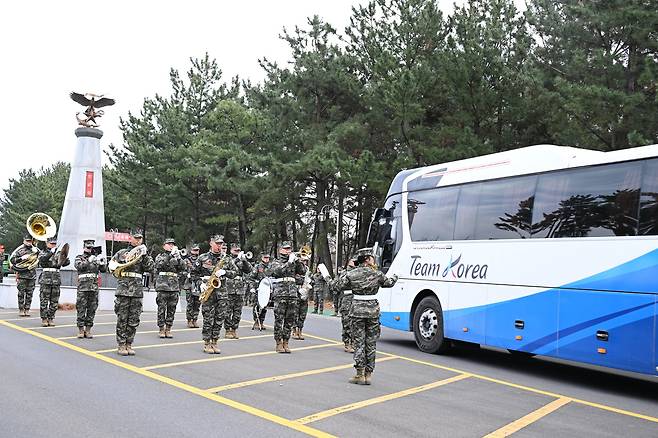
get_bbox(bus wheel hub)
[419,308,438,340]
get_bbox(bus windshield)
[367,193,402,272]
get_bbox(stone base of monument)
[0,277,183,313]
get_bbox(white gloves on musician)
[288,253,297,264]
[21,254,31,261]
[217,269,226,277]
[31,247,39,253]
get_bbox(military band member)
[184,244,202,328]
[333,258,356,353]
[250,253,270,330]
[38,236,70,326]
[192,235,238,354]
[111,230,154,356]
[10,234,40,316]
[225,243,253,339]
[311,267,329,314]
[292,254,311,340]
[333,249,398,385]
[74,239,107,338]
[266,241,306,353]
[154,238,186,339]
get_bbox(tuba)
[10,213,57,271]
[108,244,147,278]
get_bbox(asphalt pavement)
[0,306,656,438]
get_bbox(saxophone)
[200,256,226,303]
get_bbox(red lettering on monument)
[85,171,94,198]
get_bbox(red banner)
[85,171,94,198]
[104,232,132,242]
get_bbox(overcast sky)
[0,0,525,193]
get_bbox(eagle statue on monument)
[70,92,116,128]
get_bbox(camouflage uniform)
[334,264,397,380]
[9,242,39,315]
[111,244,154,351]
[183,252,202,325]
[292,268,311,338]
[266,252,306,351]
[74,247,107,335]
[250,259,269,329]
[154,249,187,334]
[38,243,70,323]
[332,264,355,350]
[225,251,252,336]
[312,272,329,314]
[192,250,238,345]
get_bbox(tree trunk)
[336,184,344,270]
[236,193,247,247]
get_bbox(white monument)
[57,127,107,267]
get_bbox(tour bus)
[367,144,658,376]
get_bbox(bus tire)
[413,295,449,354]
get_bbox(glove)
[218,269,226,277]
[238,251,246,260]
[288,253,297,264]
[250,288,255,293]
[88,255,96,263]
[51,247,57,254]
[31,247,39,253]
[21,254,31,261]
[187,273,191,278]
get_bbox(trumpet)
[295,244,311,260]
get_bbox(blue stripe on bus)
[383,248,658,374]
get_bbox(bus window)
[474,175,537,240]
[531,162,641,238]
[408,186,459,241]
[453,184,481,240]
[639,158,658,235]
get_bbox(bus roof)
[386,144,658,195]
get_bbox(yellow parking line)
[94,334,273,353]
[1,312,117,322]
[32,320,158,330]
[296,373,470,424]
[0,320,334,438]
[207,356,399,393]
[483,397,571,437]
[57,324,251,340]
[143,342,343,371]
[57,327,200,340]
[387,354,658,424]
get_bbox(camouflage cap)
[83,239,95,248]
[131,229,143,238]
[46,236,57,244]
[210,234,224,243]
[164,238,176,244]
[23,233,33,241]
[280,241,292,249]
[191,243,200,251]
[355,247,374,264]
[260,252,271,258]
[230,243,241,250]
